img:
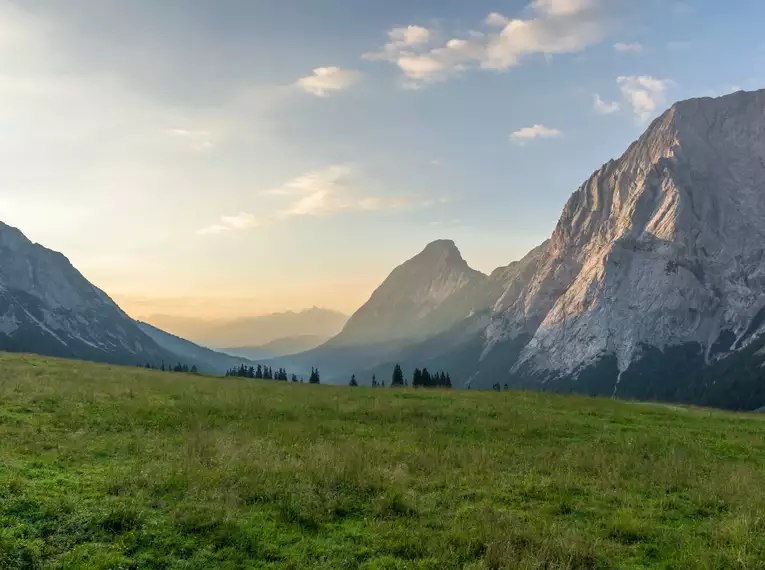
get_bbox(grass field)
[2,354,765,568]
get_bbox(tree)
[349,374,358,387]
[391,364,404,386]
[412,368,422,388]
[372,374,377,388]
[292,374,298,382]
[309,367,321,384]
[256,364,263,379]
[422,368,432,387]
[190,365,198,374]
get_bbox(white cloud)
[365,1,609,88]
[593,94,620,114]
[531,0,597,16]
[295,67,360,97]
[198,165,429,234]
[197,212,259,235]
[510,124,562,143]
[362,25,433,61]
[617,75,670,122]
[486,13,510,27]
[614,42,643,52]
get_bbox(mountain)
[222,334,332,360]
[485,89,765,397]
[145,308,348,349]
[137,322,260,373]
[0,222,173,367]
[329,239,493,347]
[0,222,261,375]
[331,89,765,409]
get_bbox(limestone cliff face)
[484,89,765,384]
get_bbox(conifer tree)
[349,374,358,387]
[391,364,404,386]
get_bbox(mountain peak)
[328,239,488,346]
[423,239,458,252]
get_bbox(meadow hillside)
[2,355,765,568]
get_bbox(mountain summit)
[329,240,490,346]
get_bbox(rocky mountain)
[0,222,173,366]
[0,222,259,374]
[145,307,348,349]
[338,89,765,408]
[483,89,765,396]
[329,240,493,347]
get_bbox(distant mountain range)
[143,308,347,352]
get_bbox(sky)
[1,0,763,319]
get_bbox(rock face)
[484,90,765,387]
[330,240,492,347]
[0,222,173,366]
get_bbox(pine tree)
[256,365,263,379]
[191,365,198,374]
[292,374,298,382]
[349,374,358,387]
[412,368,422,387]
[447,373,452,388]
[391,364,404,386]
[422,368,432,387]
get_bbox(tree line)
[350,364,452,388]
[140,362,198,373]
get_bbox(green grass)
[3,354,765,568]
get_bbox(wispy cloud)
[197,212,259,235]
[617,75,671,122]
[197,165,443,235]
[593,94,619,114]
[295,67,361,97]
[364,0,610,88]
[614,42,643,52]
[510,124,562,143]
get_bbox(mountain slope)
[137,322,258,373]
[329,239,492,347]
[0,222,173,366]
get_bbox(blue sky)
[1,0,763,318]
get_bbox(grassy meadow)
[2,353,765,568]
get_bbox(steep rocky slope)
[329,240,493,347]
[0,222,172,366]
